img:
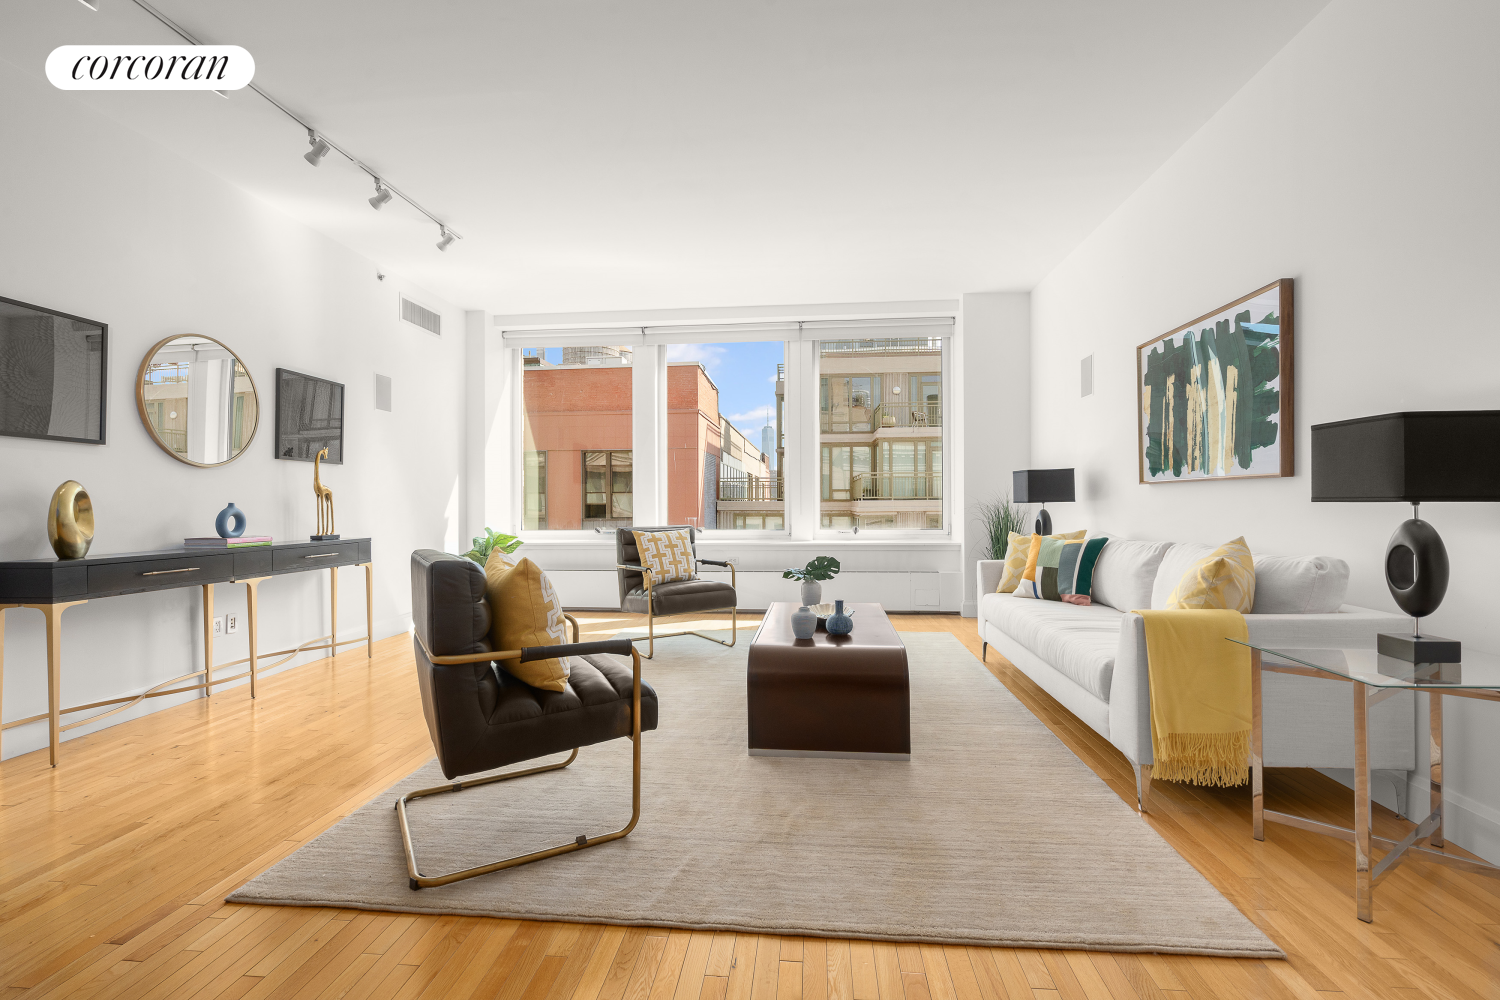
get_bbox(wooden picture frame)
[1136,278,1294,484]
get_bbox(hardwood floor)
[2,612,1497,1000]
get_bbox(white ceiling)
[4,1,1329,314]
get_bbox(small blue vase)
[790,605,818,640]
[826,599,853,636]
[215,502,246,538]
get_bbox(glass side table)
[1228,639,1500,922]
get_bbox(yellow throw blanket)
[1137,609,1251,787]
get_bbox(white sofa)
[976,536,1416,813]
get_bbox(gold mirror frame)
[135,334,260,467]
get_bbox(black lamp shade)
[1013,468,1075,504]
[1311,411,1500,502]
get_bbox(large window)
[667,341,785,531]
[818,337,944,531]
[522,345,632,531]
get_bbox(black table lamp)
[1312,410,1500,662]
[1013,468,1075,535]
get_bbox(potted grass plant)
[974,494,1031,561]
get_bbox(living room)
[2,1,1498,997]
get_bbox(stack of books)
[184,536,273,547]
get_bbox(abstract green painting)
[1137,279,1294,483]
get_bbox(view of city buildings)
[819,337,943,530]
[521,337,942,532]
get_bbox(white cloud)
[726,404,776,427]
[665,343,726,368]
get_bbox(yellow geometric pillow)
[484,554,572,692]
[1166,536,1255,613]
[996,529,1086,593]
[633,528,696,584]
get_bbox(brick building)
[522,350,773,530]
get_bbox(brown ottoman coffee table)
[746,601,910,760]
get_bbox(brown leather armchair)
[616,526,737,659]
[400,549,658,889]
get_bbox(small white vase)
[800,580,822,606]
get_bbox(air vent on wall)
[400,295,441,336]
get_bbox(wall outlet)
[225,613,239,635]
[212,615,225,637]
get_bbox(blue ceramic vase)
[215,502,246,538]
[826,599,854,636]
[790,605,818,640]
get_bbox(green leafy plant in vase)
[783,555,840,607]
[463,527,524,567]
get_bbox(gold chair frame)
[399,613,644,889]
[615,560,738,659]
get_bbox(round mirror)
[136,335,259,466]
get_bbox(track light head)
[76,0,99,9]
[368,181,393,211]
[304,132,331,166]
[435,227,456,252]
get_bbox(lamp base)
[1034,508,1052,535]
[310,533,341,542]
[1377,631,1461,663]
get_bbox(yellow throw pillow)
[1166,537,1255,613]
[996,529,1085,593]
[484,554,571,692]
[633,528,696,584]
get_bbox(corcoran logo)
[46,45,255,90]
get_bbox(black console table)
[0,539,373,766]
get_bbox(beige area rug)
[229,632,1281,957]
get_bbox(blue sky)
[665,341,782,430]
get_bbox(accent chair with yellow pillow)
[404,549,656,889]
[617,526,738,659]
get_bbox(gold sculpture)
[312,448,336,538]
[48,480,95,559]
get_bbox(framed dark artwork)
[1137,278,1294,484]
[0,295,107,444]
[275,368,344,463]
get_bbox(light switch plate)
[225,613,239,635]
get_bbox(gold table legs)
[242,577,268,698]
[362,561,374,658]
[1,559,374,767]
[202,584,215,698]
[0,601,87,767]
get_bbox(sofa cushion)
[1150,542,1215,609]
[981,594,1124,700]
[1090,537,1173,612]
[1251,554,1350,614]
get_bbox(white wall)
[959,292,1030,616]
[0,58,467,760]
[1029,0,1500,859]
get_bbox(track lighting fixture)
[304,131,331,166]
[368,181,393,211]
[435,227,456,252]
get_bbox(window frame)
[811,335,952,541]
[499,318,953,543]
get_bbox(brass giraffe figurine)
[313,447,335,537]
